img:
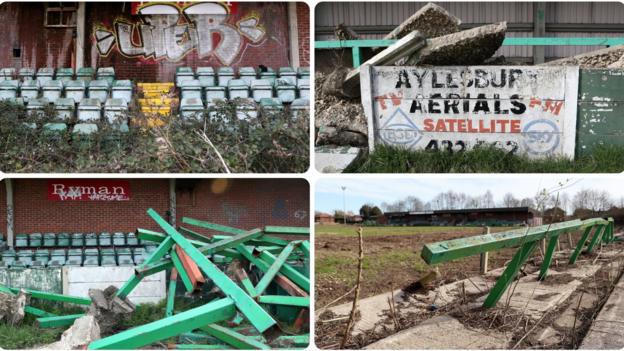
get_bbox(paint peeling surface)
[362,65,579,158]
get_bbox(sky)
[315,176,624,213]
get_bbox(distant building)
[315,212,335,224]
[379,207,533,226]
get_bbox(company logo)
[379,108,422,148]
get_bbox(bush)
[0,100,309,173]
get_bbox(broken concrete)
[580,274,624,349]
[384,3,461,40]
[334,23,360,41]
[88,286,135,335]
[315,145,364,173]
[342,31,426,97]
[0,290,29,325]
[364,315,507,349]
[315,72,368,147]
[45,315,101,350]
[543,45,624,68]
[407,22,507,66]
[553,293,599,329]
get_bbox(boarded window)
[44,2,77,28]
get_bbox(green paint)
[200,324,270,350]
[258,295,309,307]
[264,226,310,236]
[88,298,236,350]
[10,287,91,305]
[179,226,213,243]
[569,226,594,264]
[147,209,277,334]
[299,241,310,258]
[254,243,297,296]
[37,314,85,328]
[171,248,196,293]
[256,251,309,292]
[166,273,177,317]
[483,241,538,308]
[182,217,247,235]
[538,235,559,280]
[174,344,232,350]
[24,305,57,317]
[586,225,605,253]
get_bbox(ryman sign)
[360,65,579,157]
[48,180,131,201]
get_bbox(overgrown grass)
[0,100,309,173]
[315,224,490,237]
[344,144,624,173]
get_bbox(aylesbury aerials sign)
[360,65,579,157]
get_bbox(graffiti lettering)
[94,2,266,64]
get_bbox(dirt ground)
[315,226,585,308]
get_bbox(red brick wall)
[296,2,310,67]
[0,179,309,237]
[0,2,74,70]
[85,2,292,82]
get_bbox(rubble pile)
[0,210,310,350]
[384,2,461,40]
[542,45,624,68]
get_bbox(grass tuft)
[344,144,624,173]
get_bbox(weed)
[344,144,624,173]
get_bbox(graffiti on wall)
[93,2,266,64]
[362,66,579,158]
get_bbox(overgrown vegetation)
[0,100,309,173]
[344,144,624,173]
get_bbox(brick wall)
[0,2,75,70]
[84,2,292,82]
[0,179,309,237]
[296,2,310,67]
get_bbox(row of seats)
[179,78,309,104]
[180,97,310,120]
[175,66,309,87]
[0,67,114,84]
[0,246,153,268]
[14,232,142,248]
[0,79,132,105]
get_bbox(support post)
[75,2,86,69]
[538,234,559,280]
[479,227,490,274]
[569,226,592,264]
[483,241,538,308]
[287,2,301,67]
[585,225,605,253]
[533,2,546,64]
[166,269,177,317]
[5,179,13,248]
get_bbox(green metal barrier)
[315,37,624,67]
[421,217,615,308]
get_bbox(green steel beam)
[136,260,173,278]
[300,241,310,258]
[8,288,91,305]
[254,242,297,297]
[263,226,310,236]
[273,334,309,348]
[569,226,594,264]
[37,314,85,328]
[88,298,236,350]
[255,250,310,292]
[314,37,624,50]
[586,225,605,253]
[171,248,196,293]
[422,220,585,264]
[483,241,538,308]
[258,295,309,307]
[538,235,560,280]
[237,245,308,293]
[200,324,270,350]
[118,236,175,299]
[137,229,206,248]
[200,229,264,256]
[24,305,57,318]
[179,226,214,243]
[174,345,232,350]
[182,217,247,235]
[148,209,277,334]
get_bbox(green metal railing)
[315,37,624,67]
[421,217,615,308]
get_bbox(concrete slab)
[543,45,624,68]
[384,3,461,40]
[318,276,492,336]
[342,31,426,97]
[315,146,364,173]
[407,22,507,66]
[580,275,624,349]
[364,315,508,349]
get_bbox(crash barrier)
[421,217,615,308]
[315,37,624,68]
[0,210,310,349]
